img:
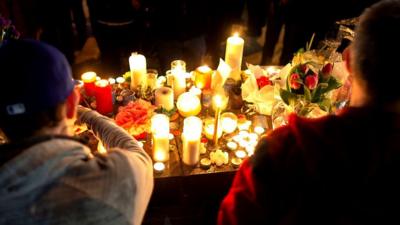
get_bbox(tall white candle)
[225,33,244,81]
[182,116,202,166]
[155,87,174,111]
[129,53,147,90]
[151,114,169,162]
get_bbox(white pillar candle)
[225,33,244,81]
[129,53,147,90]
[182,116,202,166]
[155,87,174,111]
[176,92,201,117]
[151,114,169,162]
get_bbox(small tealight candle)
[231,157,243,168]
[221,112,238,134]
[153,162,165,173]
[200,158,211,170]
[108,78,116,85]
[235,150,247,159]
[116,77,125,84]
[227,141,238,151]
[238,120,252,131]
[254,126,265,135]
[203,117,222,140]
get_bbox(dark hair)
[0,103,65,142]
[353,0,400,102]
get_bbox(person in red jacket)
[218,1,400,225]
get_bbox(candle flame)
[233,32,239,37]
[213,95,222,108]
[97,142,107,154]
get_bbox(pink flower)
[289,73,302,90]
[305,74,318,90]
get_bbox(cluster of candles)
[83,33,251,172]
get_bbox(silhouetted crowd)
[0,0,380,75]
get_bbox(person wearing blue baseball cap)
[0,40,153,225]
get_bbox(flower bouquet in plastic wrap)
[272,35,348,128]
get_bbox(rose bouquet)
[279,61,342,116]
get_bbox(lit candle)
[97,141,107,154]
[238,119,252,131]
[231,157,242,168]
[171,60,187,99]
[151,114,170,162]
[176,92,201,117]
[225,33,244,81]
[129,53,147,90]
[153,162,165,173]
[227,141,238,151]
[212,93,229,112]
[194,65,212,89]
[213,95,222,146]
[200,158,211,170]
[182,116,202,166]
[204,117,223,140]
[108,78,116,85]
[189,86,202,99]
[94,79,113,115]
[155,87,174,111]
[221,112,238,134]
[254,126,265,135]
[81,71,97,97]
[235,150,247,159]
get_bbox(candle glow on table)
[221,112,238,134]
[151,114,170,162]
[155,87,174,111]
[176,92,201,117]
[81,71,97,97]
[227,141,238,151]
[225,33,244,81]
[153,162,165,173]
[194,65,212,89]
[129,53,147,90]
[94,79,113,115]
[182,116,203,166]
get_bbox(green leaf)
[324,77,342,93]
[311,83,326,103]
[304,86,312,102]
[318,98,332,112]
[280,89,297,106]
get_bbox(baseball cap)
[0,39,76,116]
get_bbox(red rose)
[289,73,301,90]
[299,64,309,74]
[305,74,318,90]
[256,76,272,89]
[321,63,333,77]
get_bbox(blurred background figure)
[87,0,143,75]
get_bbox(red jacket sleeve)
[217,159,266,225]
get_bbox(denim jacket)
[0,108,153,225]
